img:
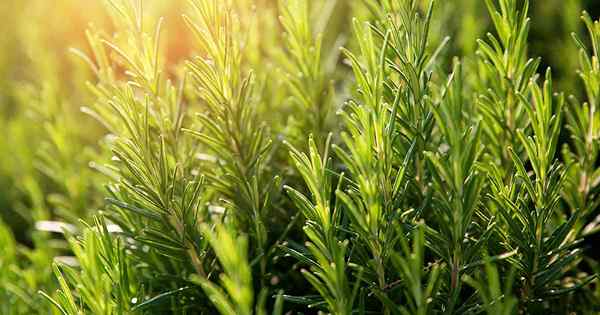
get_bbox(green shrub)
[1,0,599,314]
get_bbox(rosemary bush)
[1,0,600,314]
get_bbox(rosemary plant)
[0,0,599,314]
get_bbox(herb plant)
[0,0,599,314]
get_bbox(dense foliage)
[1,0,599,314]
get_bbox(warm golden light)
[0,1,599,314]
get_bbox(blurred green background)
[0,0,599,313]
